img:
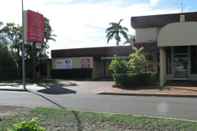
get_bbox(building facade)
[131,12,197,86]
[51,46,132,79]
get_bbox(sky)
[0,0,197,51]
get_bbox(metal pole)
[22,0,26,90]
[180,0,184,13]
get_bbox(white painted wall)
[135,28,160,43]
[158,22,197,47]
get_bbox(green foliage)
[0,44,18,80]
[109,56,128,86]
[109,56,128,74]
[1,107,197,130]
[106,19,129,46]
[128,47,146,74]
[9,118,46,131]
[109,47,157,87]
[0,18,55,80]
[109,56,128,85]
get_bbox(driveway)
[0,80,197,121]
[59,80,114,94]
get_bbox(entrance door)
[173,47,189,79]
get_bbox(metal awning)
[101,56,128,60]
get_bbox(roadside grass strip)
[0,107,197,131]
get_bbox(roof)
[52,46,132,58]
[131,12,197,28]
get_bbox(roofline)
[131,11,197,19]
[131,11,197,28]
[52,45,131,52]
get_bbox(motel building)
[51,12,197,87]
[51,46,132,79]
[132,12,197,86]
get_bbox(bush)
[113,73,157,87]
[109,56,128,85]
[112,73,129,86]
[128,72,157,86]
[9,118,46,131]
[109,47,157,87]
[109,56,128,74]
[128,47,146,74]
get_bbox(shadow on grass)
[29,89,83,131]
[0,79,82,130]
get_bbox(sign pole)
[22,0,26,90]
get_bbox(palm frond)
[107,33,114,43]
[118,19,123,24]
[120,30,129,41]
[121,27,128,31]
[106,31,116,37]
[105,26,115,33]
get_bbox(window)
[191,46,197,74]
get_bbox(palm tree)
[105,19,129,46]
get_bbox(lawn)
[0,107,197,131]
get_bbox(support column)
[160,48,167,87]
[92,59,98,80]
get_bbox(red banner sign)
[25,10,45,43]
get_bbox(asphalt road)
[0,81,197,121]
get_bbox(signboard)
[24,10,45,43]
[80,57,93,68]
[52,57,93,69]
[52,58,72,69]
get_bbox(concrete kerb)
[98,92,197,98]
[0,84,45,92]
[0,88,26,92]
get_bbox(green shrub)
[128,47,146,74]
[112,73,129,86]
[109,56,128,85]
[127,72,157,86]
[109,47,158,87]
[109,56,128,74]
[112,73,157,87]
[8,118,46,131]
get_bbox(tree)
[0,23,22,76]
[0,44,18,80]
[0,17,55,81]
[105,19,129,46]
[32,17,56,80]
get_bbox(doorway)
[173,47,189,79]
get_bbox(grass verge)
[0,107,197,131]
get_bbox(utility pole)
[21,0,26,90]
[180,0,184,13]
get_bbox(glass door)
[173,47,189,79]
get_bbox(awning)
[158,22,197,47]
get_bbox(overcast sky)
[0,0,197,50]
